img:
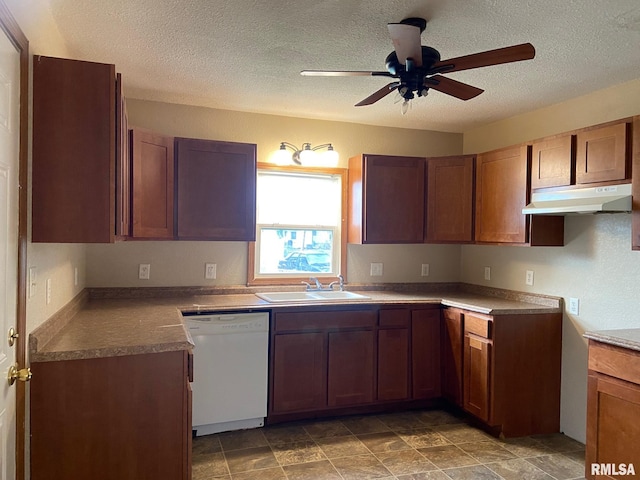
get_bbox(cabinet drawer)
[588,340,640,385]
[274,310,376,332]
[379,309,410,327]
[464,314,492,339]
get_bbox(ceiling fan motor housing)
[385,46,441,98]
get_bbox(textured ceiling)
[48,0,640,132]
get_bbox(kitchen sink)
[255,291,370,303]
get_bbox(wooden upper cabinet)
[632,116,640,251]
[349,154,425,244]
[115,74,131,238]
[475,145,529,244]
[425,155,475,243]
[576,121,630,185]
[531,135,574,189]
[32,55,120,243]
[175,138,256,240]
[131,128,175,239]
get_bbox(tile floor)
[192,409,586,480]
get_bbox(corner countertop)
[29,284,562,363]
[584,328,640,352]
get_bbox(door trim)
[0,2,28,479]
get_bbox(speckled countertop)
[29,283,562,363]
[584,328,640,352]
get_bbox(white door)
[0,18,21,480]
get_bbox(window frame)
[247,163,348,286]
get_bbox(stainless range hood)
[522,183,632,215]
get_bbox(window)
[248,163,347,284]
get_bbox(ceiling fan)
[301,17,535,111]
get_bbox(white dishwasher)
[184,311,269,436]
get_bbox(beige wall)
[462,80,640,443]
[86,100,463,287]
[6,0,87,334]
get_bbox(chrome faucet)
[303,275,344,291]
[328,274,345,291]
[302,277,324,291]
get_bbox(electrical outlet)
[74,267,79,286]
[484,266,491,280]
[205,263,217,279]
[46,278,51,305]
[421,263,430,277]
[29,266,37,298]
[138,264,151,280]
[370,263,383,276]
[525,270,534,286]
[569,297,580,315]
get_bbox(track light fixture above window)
[273,142,339,167]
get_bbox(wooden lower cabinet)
[272,332,326,413]
[30,350,192,480]
[441,308,463,406]
[378,308,411,401]
[412,308,441,399]
[269,307,377,417]
[328,330,375,406]
[268,304,562,437]
[463,333,492,422]
[446,307,562,437]
[586,340,640,479]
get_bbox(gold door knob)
[7,364,32,386]
[8,327,19,347]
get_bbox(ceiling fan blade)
[301,70,390,77]
[432,43,535,74]
[355,83,399,106]
[426,75,484,100]
[387,23,423,66]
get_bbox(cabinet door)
[32,56,116,243]
[115,74,130,237]
[131,128,175,239]
[30,351,190,480]
[411,309,441,399]
[586,373,640,479]
[577,122,629,185]
[176,138,256,240]
[633,116,640,251]
[531,135,574,189]
[327,330,374,406]
[475,145,529,243]
[351,155,425,243]
[426,156,474,243]
[441,309,463,406]
[463,333,492,422]
[272,333,326,413]
[378,328,410,401]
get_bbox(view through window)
[253,168,343,281]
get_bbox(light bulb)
[401,99,410,115]
[272,144,292,165]
[323,147,339,167]
[298,144,316,165]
